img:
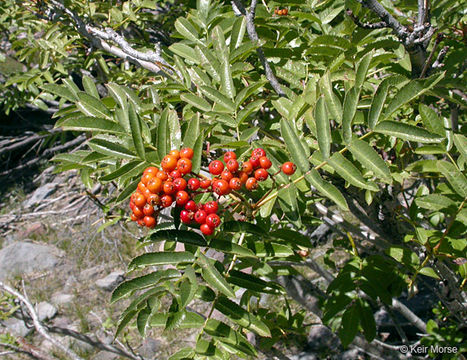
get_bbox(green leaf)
[175,18,199,43]
[198,253,236,298]
[99,160,143,182]
[305,170,349,211]
[211,25,228,62]
[315,96,331,159]
[227,270,282,294]
[205,319,257,357]
[236,99,265,126]
[355,51,372,90]
[169,43,199,63]
[183,115,200,149]
[115,178,139,203]
[384,72,444,119]
[147,230,207,246]
[348,138,391,182]
[280,119,310,173]
[208,239,256,258]
[88,138,136,159]
[419,104,444,135]
[437,161,467,197]
[200,86,235,112]
[220,58,235,99]
[76,92,111,119]
[415,194,455,211]
[249,242,294,257]
[129,103,145,159]
[215,296,271,337]
[149,311,204,328]
[137,306,151,336]
[41,84,77,102]
[168,348,195,360]
[116,308,137,337]
[157,107,170,160]
[329,153,379,191]
[342,87,359,144]
[195,45,221,82]
[229,16,246,52]
[60,117,124,134]
[339,302,360,348]
[374,121,444,143]
[167,108,182,150]
[128,252,195,270]
[419,267,440,279]
[179,279,197,308]
[222,221,264,236]
[82,75,99,98]
[320,71,342,123]
[235,80,266,108]
[111,269,179,303]
[106,83,127,109]
[453,134,467,159]
[359,300,376,342]
[180,93,211,112]
[269,229,312,248]
[191,131,204,173]
[414,145,447,154]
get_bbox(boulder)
[138,338,162,358]
[51,293,75,305]
[23,183,59,208]
[306,325,340,352]
[0,241,64,280]
[36,301,57,322]
[95,270,125,291]
[2,318,32,337]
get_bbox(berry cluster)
[274,8,288,16]
[128,147,296,235]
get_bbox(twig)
[391,299,427,333]
[0,282,83,360]
[346,9,388,29]
[357,0,408,39]
[0,340,52,360]
[417,0,427,27]
[232,0,285,96]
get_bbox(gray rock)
[92,351,119,360]
[36,301,57,322]
[290,353,319,360]
[23,183,59,208]
[79,265,106,281]
[95,270,125,291]
[51,293,75,305]
[0,241,65,280]
[2,318,33,337]
[307,325,340,352]
[337,349,362,360]
[16,222,47,240]
[139,338,161,358]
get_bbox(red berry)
[250,155,260,168]
[174,178,187,191]
[254,168,269,181]
[185,200,197,212]
[132,206,144,218]
[176,191,190,206]
[187,178,200,191]
[245,177,258,190]
[144,216,156,228]
[200,223,214,235]
[229,177,242,190]
[156,171,168,181]
[282,162,296,175]
[143,203,155,216]
[226,159,239,173]
[194,210,207,224]
[147,178,162,193]
[180,147,194,159]
[146,193,160,206]
[137,218,145,226]
[204,201,219,214]
[143,166,158,176]
[221,169,233,182]
[130,213,138,221]
[161,195,173,207]
[163,181,176,195]
[169,149,180,160]
[213,179,230,196]
[238,171,248,184]
[252,148,266,158]
[259,156,272,169]
[206,213,221,228]
[141,173,154,186]
[129,200,135,211]
[133,193,146,208]
[170,170,182,179]
[177,158,192,175]
[161,155,178,172]
[209,160,224,175]
[242,161,253,174]
[224,151,237,163]
[137,181,148,194]
[180,210,193,224]
[200,178,211,189]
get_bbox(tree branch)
[231,0,285,97]
[357,0,408,39]
[346,9,388,29]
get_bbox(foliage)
[1,0,466,358]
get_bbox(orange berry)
[169,149,180,160]
[141,173,154,186]
[221,169,233,182]
[144,216,156,228]
[180,147,194,159]
[229,177,242,190]
[156,171,168,181]
[133,193,146,208]
[177,158,192,175]
[147,177,162,193]
[282,162,296,175]
[147,193,161,206]
[245,177,258,190]
[143,166,158,176]
[161,155,178,172]
[161,195,173,207]
[163,181,176,195]
[133,206,144,218]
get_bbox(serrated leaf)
[115,178,139,203]
[438,161,467,197]
[359,301,376,342]
[200,86,235,112]
[192,131,204,173]
[384,72,444,119]
[82,75,99,98]
[157,107,170,160]
[329,153,379,191]
[355,52,372,89]
[235,80,266,108]
[147,230,207,246]
[339,302,360,348]
[129,252,195,270]
[111,269,179,303]
[419,104,444,135]
[220,58,235,99]
[453,134,467,159]
[315,96,331,159]
[168,348,195,360]
[205,319,257,357]
[348,138,391,182]
[106,83,127,109]
[99,160,143,182]
[414,145,447,154]
[249,242,294,257]
[167,108,182,150]
[169,43,199,63]
[415,194,455,211]
[208,239,256,258]
[60,117,124,134]
[229,16,246,52]
[419,267,440,279]
[342,87,359,144]
[116,308,137,337]
[183,115,199,149]
[227,270,282,294]
[236,99,265,126]
[222,221,264,235]
[88,138,136,159]
[198,253,236,298]
[181,93,211,112]
[149,311,204,328]
[76,92,111,119]
[180,279,197,308]
[41,84,77,102]
[270,229,312,248]
[175,18,199,43]
[215,296,271,337]
[195,45,221,82]
[374,121,444,143]
[129,103,145,159]
[137,306,151,336]
[280,118,310,173]
[320,71,342,122]
[305,170,349,210]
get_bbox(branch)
[432,45,449,69]
[391,299,427,333]
[0,282,83,360]
[346,9,388,29]
[358,0,408,39]
[417,0,428,27]
[231,0,285,97]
